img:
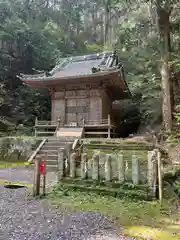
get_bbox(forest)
[0,0,179,135]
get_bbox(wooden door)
[76,98,88,125]
[66,99,76,124]
[52,99,65,122]
[89,97,101,121]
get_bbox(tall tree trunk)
[92,5,97,34]
[104,0,110,45]
[100,13,104,44]
[161,55,172,132]
[156,0,173,132]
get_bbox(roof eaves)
[23,69,120,82]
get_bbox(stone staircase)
[56,127,84,137]
[33,137,74,172]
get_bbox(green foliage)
[174,105,180,122]
[85,44,103,53]
[164,165,180,182]
[163,165,180,198]
[0,0,180,132]
[0,137,11,161]
[0,118,15,133]
[53,181,151,200]
[173,180,180,197]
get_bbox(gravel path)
[0,165,33,184]
[0,166,133,240]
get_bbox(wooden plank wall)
[51,88,112,124]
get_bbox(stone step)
[45,159,57,164]
[34,155,58,164]
[42,146,67,151]
[46,165,58,172]
[47,138,74,141]
[47,140,67,144]
[47,138,75,143]
[36,154,58,161]
[40,149,58,153]
[46,140,67,144]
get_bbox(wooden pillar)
[117,151,125,183]
[33,159,40,196]
[70,152,76,178]
[81,153,88,179]
[108,114,111,138]
[147,150,157,197]
[92,152,99,181]
[42,154,47,196]
[105,154,112,181]
[57,148,65,181]
[132,152,140,184]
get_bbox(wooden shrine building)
[19,51,131,138]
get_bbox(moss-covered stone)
[55,180,152,201]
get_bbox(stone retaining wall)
[0,137,40,162]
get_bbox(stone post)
[92,152,99,181]
[117,151,125,183]
[65,142,72,175]
[147,150,157,197]
[70,152,76,178]
[57,148,65,181]
[157,150,162,205]
[105,154,112,181]
[132,152,140,184]
[81,153,88,179]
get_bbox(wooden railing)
[35,115,116,128]
[84,119,108,125]
[35,117,59,137]
[83,115,116,127]
[28,139,47,163]
[35,118,57,126]
[35,114,117,138]
[54,118,61,136]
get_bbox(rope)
[74,143,83,152]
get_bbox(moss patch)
[0,161,28,168]
[48,190,180,240]
[0,179,32,187]
[54,180,152,200]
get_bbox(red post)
[40,160,45,175]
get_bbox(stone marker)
[70,152,76,178]
[147,150,157,196]
[132,152,140,184]
[117,151,125,183]
[92,152,99,181]
[81,153,88,179]
[105,154,112,181]
[57,148,65,181]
